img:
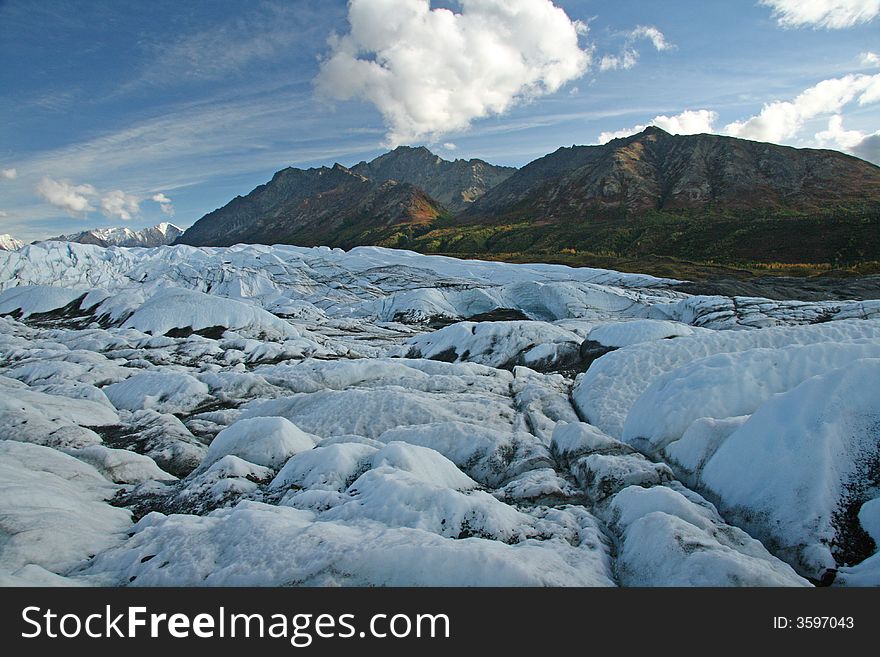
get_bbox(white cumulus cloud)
[599,24,672,71]
[35,176,146,220]
[861,51,880,67]
[760,0,880,29]
[815,115,880,164]
[35,177,97,216]
[100,190,141,221]
[152,192,175,216]
[851,132,880,163]
[598,109,718,143]
[315,0,591,146]
[725,73,880,142]
[815,114,870,149]
[1,168,16,180]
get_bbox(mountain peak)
[640,125,670,136]
[349,147,515,212]
[0,233,24,251]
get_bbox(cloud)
[441,143,458,151]
[598,109,718,143]
[35,176,145,220]
[0,211,9,218]
[35,177,97,216]
[815,114,870,149]
[1,168,16,180]
[315,0,591,146]
[629,25,673,52]
[598,74,880,165]
[760,0,880,29]
[725,73,880,142]
[121,3,333,92]
[100,190,141,221]
[851,132,880,163]
[861,51,880,67]
[599,50,639,72]
[599,25,673,71]
[814,115,880,164]
[152,192,175,216]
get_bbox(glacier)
[0,241,878,587]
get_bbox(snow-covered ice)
[1,241,878,587]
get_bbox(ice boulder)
[80,500,616,586]
[401,320,582,370]
[607,485,809,586]
[64,445,177,484]
[198,416,316,472]
[0,378,117,448]
[700,358,880,581]
[369,441,477,491]
[0,285,86,318]
[587,319,701,348]
[121,287,299,340]
[573,319,880,438]
[103,371,210,414]
[270,442,378,492]
[0,441,131,577]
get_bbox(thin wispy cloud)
[315,0,591,146]
[1,169,17,180]
[119,2,332,92]
[599,25,673,71]
[16,91,317,194]
[760,0,880,29]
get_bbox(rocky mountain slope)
[465,126,880,219]
[350,146,515,212]
[177,148,513,248]
[177,129,880,266]
[177,163,443,248]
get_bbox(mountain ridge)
[46,222,184,248]
[177,129,880,266]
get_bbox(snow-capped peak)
[0,233,24,251]
[44,222,184,248]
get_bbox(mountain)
[350,146,515,212]
[177,148,513,248]
[0,234,24,251]
[47,222,184,248]
[176,163,444,248]
[178,130,880,267]
[464,126,880,218]
[415,128,880,266]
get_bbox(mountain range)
[47,222,184,248]
[177,128,880,268]
[176,149,514,248]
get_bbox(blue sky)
[1,0,878,241]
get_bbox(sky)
[1,0,879,241]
